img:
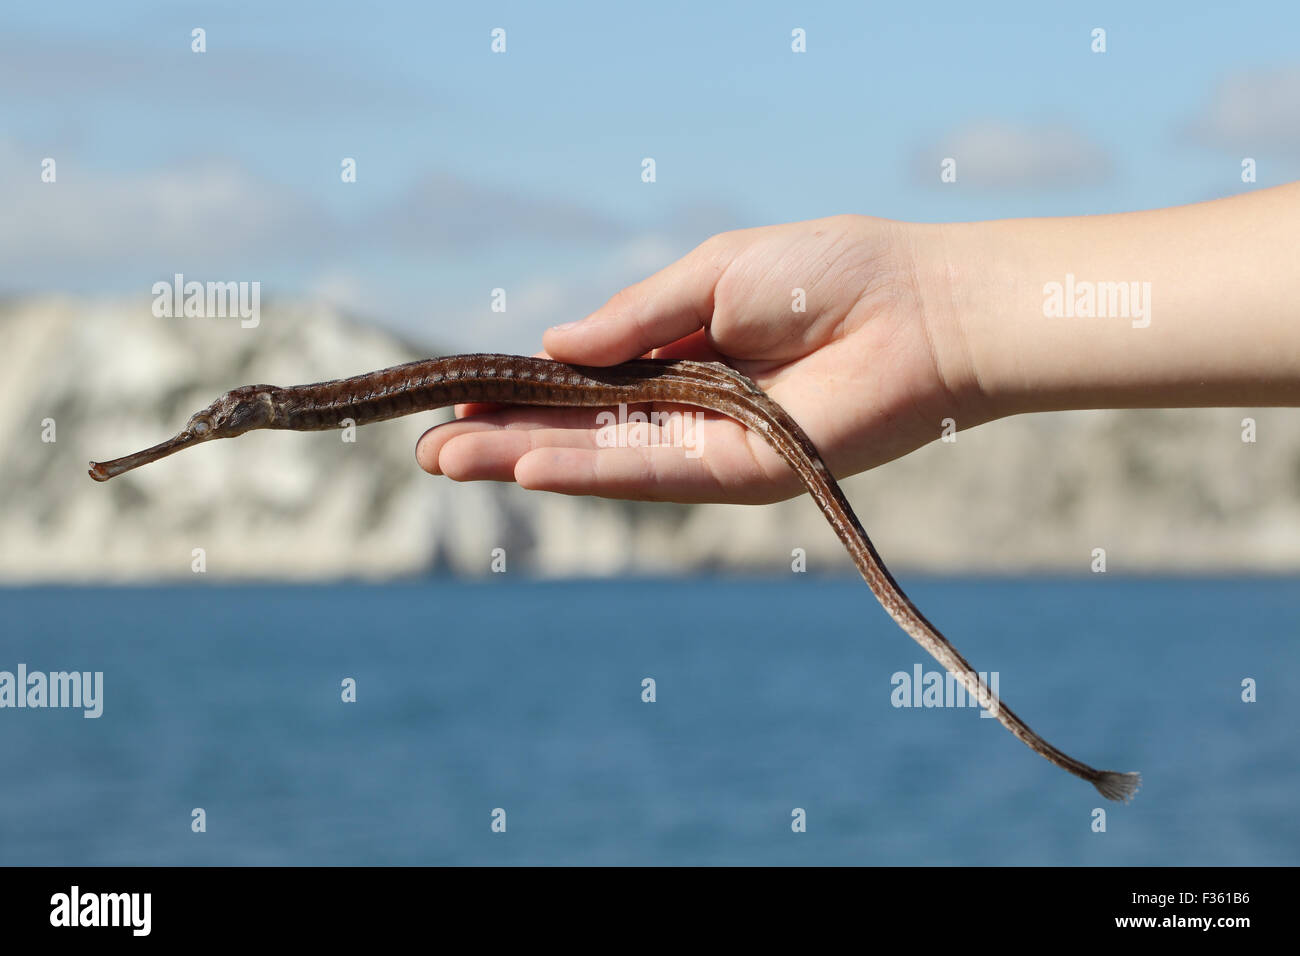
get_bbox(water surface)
[0,576,1295,865]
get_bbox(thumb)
[542,237,732,365]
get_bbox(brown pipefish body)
[89,353,1141,802]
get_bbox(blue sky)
[3,0,1297,350]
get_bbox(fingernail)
[550,319,581,332]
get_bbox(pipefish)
[89,353,1141,802]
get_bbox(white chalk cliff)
[3,296,1297,581]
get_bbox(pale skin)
[416,182,1300,503]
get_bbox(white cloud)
[0,134,743,350]
[368,172,626,250]
[0,143,332,279]
[0,30,434,115]
[0,143,645,282]
[911,120,1113,190]
[1179,66,1300,155]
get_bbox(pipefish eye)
[190,417,211,436]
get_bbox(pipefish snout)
[90,353,1141,802]
[89,385,279,481]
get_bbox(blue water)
[0,577,1296,865]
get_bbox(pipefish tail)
[89,353,1141,802]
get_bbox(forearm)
[917,183,1300,419]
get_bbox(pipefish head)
[88,385,280,482]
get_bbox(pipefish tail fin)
[1092,770,1142,803]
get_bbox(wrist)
[901,219,1018,428]
[914,214,1146,420]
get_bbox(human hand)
[415,215,986,503]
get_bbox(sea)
[0,576,1296,866]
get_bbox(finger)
[425,411,800,503]
[648,327,727,363]
[543,237,734,365]
[454,401,505,418]
[434,420,703,484]
[416,405,618,475]
[421,396,731,473]
[512,443,784,504]
[420,401,720,476]
[517,446,704,501]
[439,428,576,483]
